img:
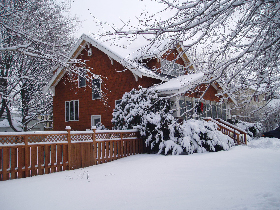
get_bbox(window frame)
[65,100,79,122]
[91,115,101,127]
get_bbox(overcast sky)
[58,0,167,38]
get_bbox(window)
[92,78,101,100]
[79,69,86,88]
[91,115,101,127]
[88,48,92,56]
[65,100,79,121]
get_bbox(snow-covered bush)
[95,122,108,130]
[112,87,234,155]
[112,87,180,152]
[236,121,262,139]
[159,119,234,155]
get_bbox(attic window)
[88,48,92,56]
[161,59,186,77]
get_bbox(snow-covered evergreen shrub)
[112,87,180,153]
[158,119,234,155]
[112,87,235,155]
[95,122,108,130]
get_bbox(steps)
[204,117,247,145]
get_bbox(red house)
[45,34,235,131]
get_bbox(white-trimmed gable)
[43,34,168,96]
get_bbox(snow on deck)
[1,138,279,210]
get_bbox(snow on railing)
[215,118,247,134]
[204,117,247,145]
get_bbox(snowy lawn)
[1,138,280,210]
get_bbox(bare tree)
[100,0,280,120]
[0,0,80,131]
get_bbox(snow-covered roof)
[152,72,237,104]
[152,72,205,95]
[43,34,169,95]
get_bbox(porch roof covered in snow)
[152,72,237,104]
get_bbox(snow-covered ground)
[1,138,280,210]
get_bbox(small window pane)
[222,104,226,120]
[217,104,222,119]
[79,69,86,87]
[70,101,74,121]
[65,102,69,122]
[179,100,185,117]
[92,79,101,99]
[75,101,79,120]
[94,118,100,125]
[186,101,193,119]
[212,105,217,119]
[206,104,211,118]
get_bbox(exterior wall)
[162,49,185,65]
[53,45,160,131]
[185,84,222,102]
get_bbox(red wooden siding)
[53,45,161,131]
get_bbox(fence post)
[66,126,72,170]
[120,133,123,158]
[24,135,29,177]
[92,126,97,165]
[244,133,247,145]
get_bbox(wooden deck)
[0,128,144,181]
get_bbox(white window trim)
[65,100,79,122]
[91,115,101,127]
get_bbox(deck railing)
[204,118,247,145]
[0,127,144,181]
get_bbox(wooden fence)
[204,117,247,145]
[0,127,144,181]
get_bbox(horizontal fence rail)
[0,128,144,181]
[204,117,247,145]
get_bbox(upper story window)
[161,59,186,77]
[79,69,86,88]
[92,78,101,100]
[88,48,92,56]
[65,100,79,121]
